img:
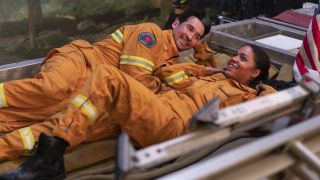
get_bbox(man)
[0,9,211,132]
[164,2,217,68]
[0,8,216,160]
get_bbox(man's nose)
[186,32,193,41]
[187,33,200,45]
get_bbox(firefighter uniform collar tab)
[138,32,156,48]
[163,30,179,56]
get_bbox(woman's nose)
[233,55,240,61]
[230,56,239,63]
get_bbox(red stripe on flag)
[302,32,318,70]
[296,53,309,76]
[311,16,320,69]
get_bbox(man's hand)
[205,67,225,75]
[256,84,269,94]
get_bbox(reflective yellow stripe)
[111,29,123,43]
[164,71,189,85]
[120,55,154,72]
[71,94,98,122]
[19,127,35,156]
[0,83,7,108]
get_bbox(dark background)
[0,0,317,65]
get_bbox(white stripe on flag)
[293,4,320,82]
[293,61,303,81]
[299,44,313,70]
[306,21,320,70]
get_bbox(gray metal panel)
[0,58,43,82]
[160,115,320,180]
[210,18,306,66]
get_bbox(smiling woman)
[225,44,270,87]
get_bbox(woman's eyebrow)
[239,52,248,58]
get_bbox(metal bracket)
[189,98,220,130]
[299,74,320,118]
[115,99,221,178]
[217,15,238,24]
[115,131,136,180]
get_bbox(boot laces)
[21,142,45,170]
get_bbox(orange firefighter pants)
[0,51,89,132]
[0,111,119,161]
[0,65,185,160]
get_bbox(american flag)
[293,4,320,82]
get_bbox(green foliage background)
[0,0,161,62]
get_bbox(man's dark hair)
[171,8,211,37]
[176,8,212,38]
[246,44,271,87]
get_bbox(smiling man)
[172,15,205,51]
[0,7,218,169]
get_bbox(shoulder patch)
[138,32,156,48]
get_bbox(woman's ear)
[172,18,180,29]
[252,69,261,79]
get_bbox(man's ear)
[172,18,180,29]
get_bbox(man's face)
[172,16,205,51]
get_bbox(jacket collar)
[162,30,179,58]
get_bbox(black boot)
[0,133,69,180]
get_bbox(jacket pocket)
[219,86,243,97]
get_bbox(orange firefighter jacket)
[165,73,276,129]
[0,22,186,132]
[194,41,217,67]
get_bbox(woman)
[157,44,272,94]
[0,44,276,179]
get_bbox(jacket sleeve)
[193,41,217,68]
[155,63,207,91]
[257,84,277,96]
[119,23,165,93]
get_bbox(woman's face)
[225,45,261,85]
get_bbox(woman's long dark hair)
[246,44,270,88]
